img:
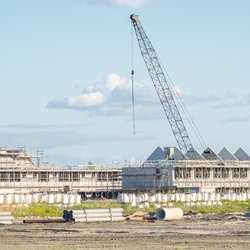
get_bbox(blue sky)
[0,0,250,165]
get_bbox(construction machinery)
[130,14,199,159]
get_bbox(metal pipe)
[23,218,66,223]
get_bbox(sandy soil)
[0,213,250,250]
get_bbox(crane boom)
[130,14,195,159]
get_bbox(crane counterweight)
[130,14,139,24]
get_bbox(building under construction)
[1,15,248,199]
[0,147,122,198]
[120,14,250,194]
[122,146,250,193]
[1,146,250,196]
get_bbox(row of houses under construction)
[1,146,250,196]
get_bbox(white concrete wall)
[0,193,82,205]
[117,192,250,207]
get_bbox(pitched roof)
[218,147,238,161]
[201,147,222,161]
[146,146,166,161]
[164,147,187,160]
[234,148,250,161]
[185,148,205,160]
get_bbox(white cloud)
[68,92,106,107]
[105,73,125,91]
[108,0,148,8]
[172,86,189,98]
[171,86,221,105]
[47,73,160,118]
[89,0,149,8]
[49,73,224,120]
[222,115,250,123]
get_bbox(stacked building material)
[0,211,13,224]
[71,208,124,222]
[71,210,86,222]
[110,208,124,221]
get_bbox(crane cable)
[130,20,206,150]
[158,55,208,151]
[131,22,136,135]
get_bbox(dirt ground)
[0,213,250,250]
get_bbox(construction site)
[123,146,250,193]
[0,14,250,200]
[0,147,122,198]
[1,7,250,250]
[1,145,250,199]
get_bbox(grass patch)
[0,200,250,218]
[71,199,121,210]
[0,204,64,218]
[193,200,250,214]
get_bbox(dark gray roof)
[147,146,166,161]
[185,148,205,160]
[164,147,187,160]
[218,147,238,161]
[234,148,250,161]
[202,147,221,161]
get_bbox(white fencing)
[0,193,81,205]
[117,192,250,207]
[72,208,124,223]
[0,211,13,224]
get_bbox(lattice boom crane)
[130,14,195,159]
